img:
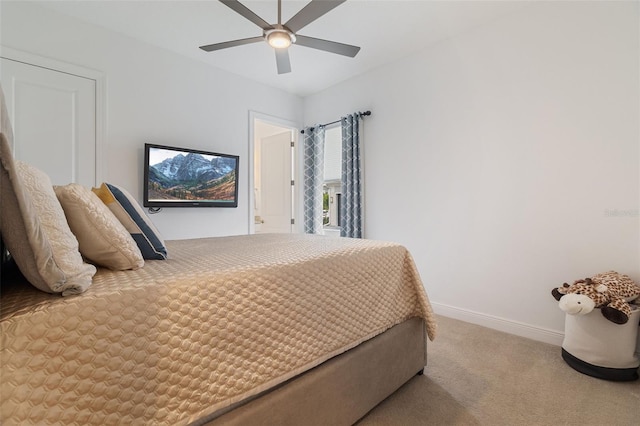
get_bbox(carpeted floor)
[357,315,639,425]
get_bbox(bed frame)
[197,317,426,426]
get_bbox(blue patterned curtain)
[340,114,362,238]
[303,126,325,234]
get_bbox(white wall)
[303,1,640,342]
[1,1,303,240]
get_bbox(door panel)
[1,58,96,186]
[259,131,292,233]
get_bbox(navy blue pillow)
[92,183,168,260]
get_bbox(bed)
[0,87,436,424]
[1,234,436,425]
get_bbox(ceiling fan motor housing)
[265,27,297,49]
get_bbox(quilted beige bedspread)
[1,233,436,425]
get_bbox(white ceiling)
[37,0,529,97]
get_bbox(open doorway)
[249,112,299,235]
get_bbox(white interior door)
[1,57,96,186]
[258,131,293,233]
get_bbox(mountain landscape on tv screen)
[148,152,236,201]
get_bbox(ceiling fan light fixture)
[266,29,295,49]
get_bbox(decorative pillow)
[0,135,96,295]
[92,183,168,260]
[55,183,145,270]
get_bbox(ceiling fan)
[199,0,360,74]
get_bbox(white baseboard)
[431,302,564,346]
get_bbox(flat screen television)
[143,143,239,208]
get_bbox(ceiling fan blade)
[219,0,274,30]
[275,48,292,74]
[284,0,346,33]
[199,36,264,52]
[295,35,360,57]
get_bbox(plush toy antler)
[552,271,640,324]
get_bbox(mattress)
[1,233,436,425]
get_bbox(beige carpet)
[357,315,639,425]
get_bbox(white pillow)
[55,183,144,271]
[0,143,96,295]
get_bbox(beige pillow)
[0,134,96,295]
[55,183,144,271]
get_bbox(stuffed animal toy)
[552,271,640,324]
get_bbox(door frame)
[248,111,299,235]
[0,45,106,185]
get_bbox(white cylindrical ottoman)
[562,306,640,381]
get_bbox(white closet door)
[1,58,96,186]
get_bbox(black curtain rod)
[301,110,371,134]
